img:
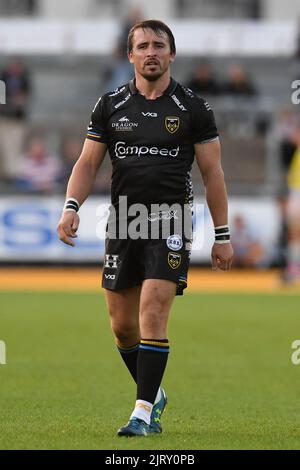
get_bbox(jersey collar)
[128,77,177,97]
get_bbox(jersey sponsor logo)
[115,141,180,159]
[166,234,183,251]
[112,116,139,131]
[168,252,181,269]
[114,93,131,109]
[109,86,126,97]
[171,94,187,111]
[165,116,180,134]
[104,274,116,280]
[104,254,119,268]
[142,112,158,117]
[148,210,178,222]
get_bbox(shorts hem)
[141,275,188,296]
[102,281,142,291]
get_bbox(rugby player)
[57,20,234,437]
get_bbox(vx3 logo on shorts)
[104,254,119,268]
[104,274,116,280]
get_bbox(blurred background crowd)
[0,0,300,280]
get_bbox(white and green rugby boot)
[149,388,168,433]
[117,417,150,437]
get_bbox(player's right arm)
[57,139,107,247]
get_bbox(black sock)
[137,339,169,404]
[117,343,139,382]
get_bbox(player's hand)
[57,211,80,247]
[211,242,234,271]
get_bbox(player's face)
[128,28,175,81]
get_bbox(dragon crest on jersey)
[165,116,180,134]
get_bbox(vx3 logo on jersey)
[142,112,158,117]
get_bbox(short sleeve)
[86,96,109,143]
[191,99,219,144]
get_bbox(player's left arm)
[195,139,234,271]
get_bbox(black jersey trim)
[128,77,178,97]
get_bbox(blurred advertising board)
[0,196,280,264]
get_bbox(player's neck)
[135,73,171,100]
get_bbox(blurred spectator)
[0,58,31,181]
[61,134,111,195]
[105,7,143,92]
[223,65,256,96]
[283,128,300,282]
[275,109,300,172]
[93,165,111,195]
[15,137,63,193]
[231,214,264,268]
[186,63,220,96]
[61,135,82,184]
[295,18,300,59]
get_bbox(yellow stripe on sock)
[140,340,169,348]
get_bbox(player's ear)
[170,53,176,63]
[128,52,134,64]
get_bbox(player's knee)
[111,320,138,343]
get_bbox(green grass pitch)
[0,291,300,450]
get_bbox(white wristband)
[215,224,230,243]
[63,197,80,213]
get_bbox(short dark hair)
[127,20,176,55]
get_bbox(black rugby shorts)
[102,235,191,295]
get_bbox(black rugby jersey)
[87,78,218,211]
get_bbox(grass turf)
[0,291,300,450]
